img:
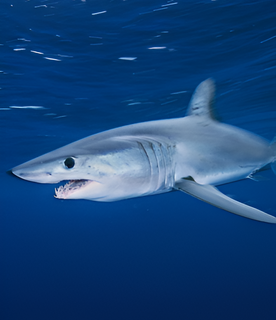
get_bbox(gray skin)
[11,79,276,223]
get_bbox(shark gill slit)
[137,140,160,192]
[147,139,174,192]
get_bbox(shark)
[10,79,276,223]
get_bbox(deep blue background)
[1,1,276,319]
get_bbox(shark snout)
[10,166,59,184]
[6,169,22,181]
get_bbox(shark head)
[12,152,105,200]
[11,134,158,202]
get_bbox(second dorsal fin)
[186,78,217,120]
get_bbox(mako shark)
[10,79,276,223]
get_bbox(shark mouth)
[54,179,93,199]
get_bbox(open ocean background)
[1,0,276,319]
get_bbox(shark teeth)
[54,180,92,199]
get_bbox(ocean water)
[1,0,276,319]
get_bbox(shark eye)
[64,157,75,169]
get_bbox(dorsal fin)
[186,78,217,120]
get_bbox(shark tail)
[270,137,276,175]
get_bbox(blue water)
[1,0,276,319]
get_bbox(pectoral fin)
[175,179,276,224]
